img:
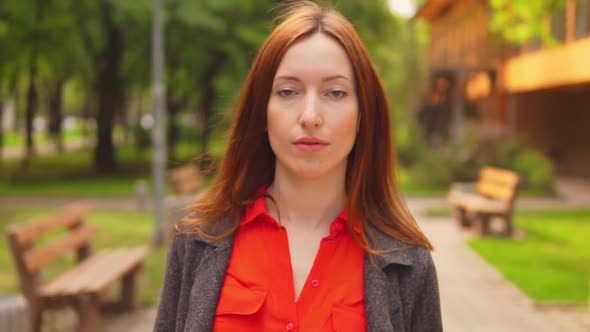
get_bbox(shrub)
[496,140,554,194]
[398,129,554,194]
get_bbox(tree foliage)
[489,0,567,46]
[1,0,427,174]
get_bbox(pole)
[152,0,166,245]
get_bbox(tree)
[73,0,151,173]
[165,0,275,164]
[489,0,567,46]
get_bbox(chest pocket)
[322,306,366,332]
[213,284,267,332]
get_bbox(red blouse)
[213,191,367,332]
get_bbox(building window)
[576,0,590,38]
[551,8,567,42]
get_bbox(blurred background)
[0,0,588,331]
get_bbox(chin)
[290,163,334,180]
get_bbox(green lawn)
[426,208,590,305]
[1,138,447,197]
[0,207,167,306]
[0,141,214,197]
[3,126,88,148]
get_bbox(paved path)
[422,216,588,332]
[2,196,589,211]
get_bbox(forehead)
[274,33,354,80]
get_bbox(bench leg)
[119,269,139,311]
[502,215,514,237]
[453,206,470,228]
[30,305,43,332]
[474,213,491,236]
[100,268,141,313]
[74,294,101,332]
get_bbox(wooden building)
[414,0,590,177]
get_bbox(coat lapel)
[365,256,397,332]
[364,224,415,332]
[184,233,234,332]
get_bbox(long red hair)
[179,1,433,252]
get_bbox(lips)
[293,137,328,152]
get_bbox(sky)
[388,0,417,18]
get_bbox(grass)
[0,140,217,197]
[423,206,453,218]
[427,207,590,305]
[1,135,449,197]
[3,126,88,148]
[0,206,167,306]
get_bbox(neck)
[266,164,347,230]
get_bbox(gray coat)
[154,218,443,332]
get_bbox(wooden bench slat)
[476,181,516,201]
[54,250,120,295]
[480,166,519,185]
[169,164,201,195]
[83,247,149,292]
[40,249,115,296]
[24,225,99,274]
[59,250,119,295]
[449,190,508,213]
[178,178,200,194]
[8,202,93,245]
[40,247,148,297]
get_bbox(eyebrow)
[274,75,351,82]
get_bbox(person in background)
[154,1,442,331]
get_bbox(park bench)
[6,202,149,332]
[169,163,202,197]
[448,166,520,237]
[166,164,203,231]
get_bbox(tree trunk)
[166,96,185,162]
[24,64,38,165]
[199,86,214,148]
[23,0,44,167]
[48,79,65,153]
[0,101,4,162]
[93,2,123,173]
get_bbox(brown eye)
[278,89,297,97]
[329,90,348,98]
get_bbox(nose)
[298,94,322,128]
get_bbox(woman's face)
[267,33,359,181]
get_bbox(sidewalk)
[421,216,588,332]
[2,195,589,211]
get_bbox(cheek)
[266,104,289,152]
[335,108,359,138]
[266,98,285,133]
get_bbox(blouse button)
[311,279,320,288]
[286,322,294,331]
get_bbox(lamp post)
[152,0,166,245]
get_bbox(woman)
[154,2,442,331]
